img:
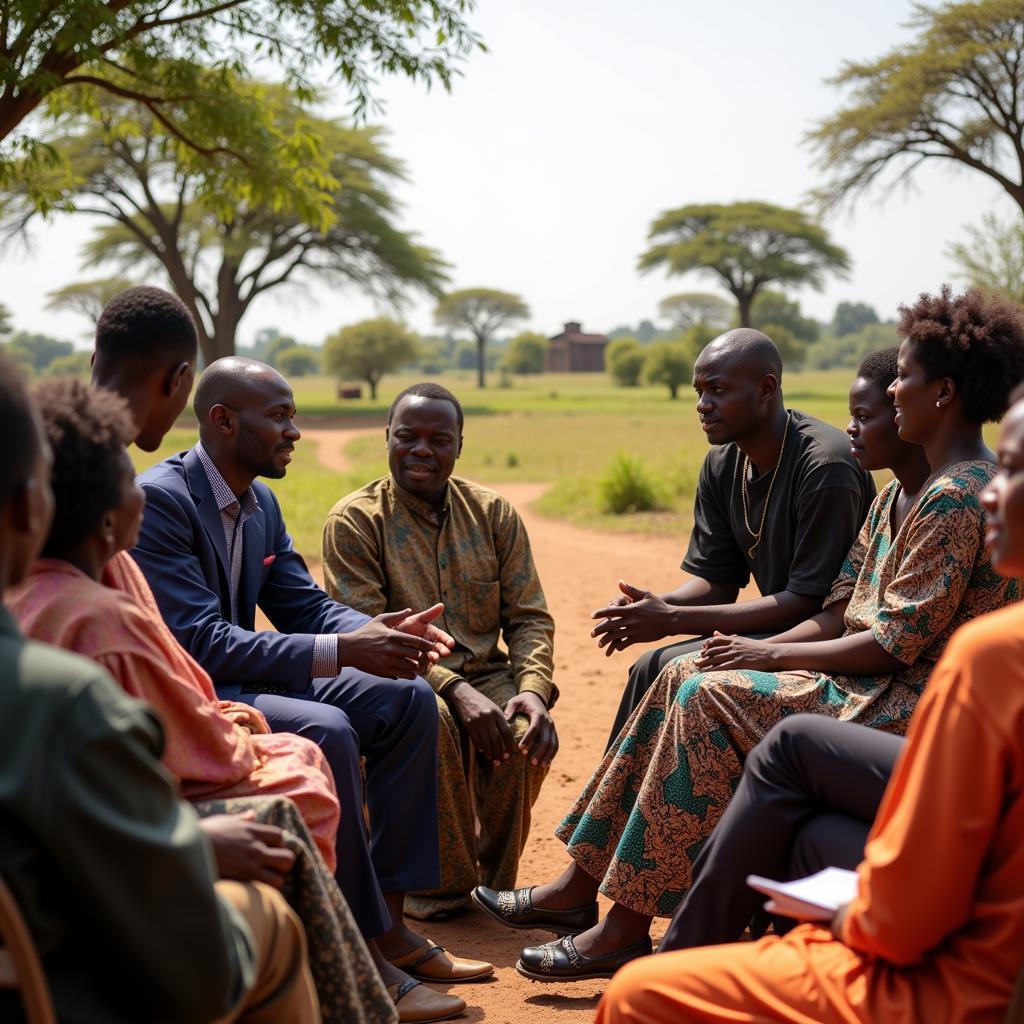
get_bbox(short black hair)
[0,353,40,507]
[95,286,198,374]
[34,379,135,557]
[898,285,1024,424]
[856,346,899,397]
[388,382,464,431]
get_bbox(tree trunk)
[369,376,378,399]
[669,383,678,399]
[476,334,487,388]
[737,292,754,328]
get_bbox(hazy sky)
[1,0,1011,348]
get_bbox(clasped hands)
[448,683,558,770]
[693,631,779,671]
[340,602,455,679]
[590,580,676,655]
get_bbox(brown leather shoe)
[388,978,466,1022]
[388,940,494,983]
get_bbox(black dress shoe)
[516,934,653,981]
[471,886,598,936]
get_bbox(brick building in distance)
[545,321,609,372]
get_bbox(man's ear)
[164,361,192,397]
[209,403,234,436]
[457,434,464,458]
[759,373,780,403]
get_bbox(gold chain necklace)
[740,412,791,559]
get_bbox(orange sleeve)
[841,626,1009,964]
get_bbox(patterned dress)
[557,461,1019,919]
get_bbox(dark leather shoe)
[471,886,598,936]
[516,934,653,981]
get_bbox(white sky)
[0,0,1012,348]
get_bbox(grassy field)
[132,368,925,558]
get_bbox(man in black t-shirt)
[593,328,875,746]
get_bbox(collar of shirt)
[195,442,259,519]
[389,476,450,525]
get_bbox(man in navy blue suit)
[133,356,493,993]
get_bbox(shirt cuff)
[518,676,556,708]
[311,633,339,678]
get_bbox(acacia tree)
[809,1,1024,215]
[657,292,732,332]
[323,317,418,398]
[46,277,136,326]
[0,0,480,194]
[434,287,529,387]
[946,211,1024,303]
[639,201,850,327]
[5,89,447,362]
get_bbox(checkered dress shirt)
[194,443,338,678]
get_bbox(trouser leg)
[215,880,321,1024]
[243,691,390,936]
[659,714,904,952]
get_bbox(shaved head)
[194,357,289,422]
[694,328,783,382]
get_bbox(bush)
[275,344,321,377]
[43,351,93,377]
[606,337,645,386]
[599,451,666,514]
[502,331,548,374]
[643,341,691,399]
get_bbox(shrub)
[599,451,666,514]
[606,337,645,386]
[643,341,691,399]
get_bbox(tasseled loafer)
[516,934,653,981]
[471,886,598,936]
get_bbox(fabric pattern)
[558,462,1018,919]
[9,554,341,872]
[193,795,397,1024]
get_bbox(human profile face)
[691,350,769,446]
[109,448,146,555]
[981,401,1024,577]
[888,340,943,444]
[387,396,462,504]
[847,376,904,472]
[136,359,197,452]
[232,373,301,480]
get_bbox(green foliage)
[0,0,481,192]
[0,303,12,336]
[275,345,321,377]
[638,201,850,326]
[681,323,720,362]
[46,277,136,326]
[658,292,732,331]
[3,332,73,373]
[3,85,448,364]
[502,331,548,374]
[751,290,819,342]
[599,452,667,514]
[418,337,452,374]
[263,335,301,367]
[643,340,692,399]
[44,352,93,377]
[833,301,880,337]
[605,337,646,387]
[946,211,1024,303]
[434,288,530,388]
[758,323,806,371]
[806,322,900,370]
[809,1,1024,215]
[323,318,419,399]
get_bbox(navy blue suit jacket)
[133,449,370,700]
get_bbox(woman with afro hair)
[497,287,1024,982]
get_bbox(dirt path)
[301,430,752,1023]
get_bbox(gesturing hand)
[447,681,520,766]
[391,603,455,672]
[505,691,558,768]
[340,610,437,679]
[199,812,296,889]
[693,631,779,672]
[591,580,675,656]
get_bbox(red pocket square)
[262,554,276,566]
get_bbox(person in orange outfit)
[595,388,1024,1024]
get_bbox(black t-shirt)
[682,409,875,597]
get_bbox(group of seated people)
[1,280,1023,1023]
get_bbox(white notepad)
[746,867,859,922]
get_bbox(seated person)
[10,379,340,871]
[131,356,490,1003]
[593,328,875,748]
[481,289,1024,978]
[0,352,319,1024]
[596,363,1024,1024]
[323,382,558,920]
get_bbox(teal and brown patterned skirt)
[555,652,924,919]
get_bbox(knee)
[751,714,825,772]
[309,706,359,766]
[396,675,440,735]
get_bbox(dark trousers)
[659,714,905,952]
[241,670,441,938]
[606,634,771,751]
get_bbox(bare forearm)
[767,604,848,644]
[661,578,739,607]
[768,631,906,675]
[666,590,822,637]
